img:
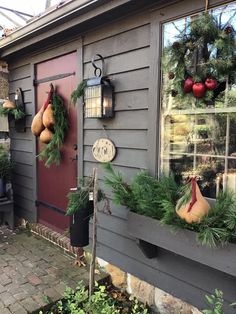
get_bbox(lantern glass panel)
[84,85,102,118]
[102,85,113,118]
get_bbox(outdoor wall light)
[84,54,114,119]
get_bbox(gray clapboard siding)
[115,90,149,111]
[11,139,33,153]
[8,63,31,81]
[9,77,32,94]
[12,174,34,190]
[95,226,236,300]
[84,162,143,180]
[14,194,35,211]
[96,243,235,314]
[13,183,34,200]
[10,128,33,140]
[84,25,150,62]
[11,150,34,165]
[84,48,149,78]
[84,110,148,130]
[9,90,33,104]
[84,129,147,149]
[83,12,149,46]
[84,146,147,169]
[13,163,34,178]
[14,205,35,222]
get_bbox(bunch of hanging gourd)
[0,98,25,120]
[31,84,69,167]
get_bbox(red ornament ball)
[183,77,194,93]
[205,78,217,90]
[192,82,205,98]
[224,26,233,34]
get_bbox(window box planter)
[127,211,236,277]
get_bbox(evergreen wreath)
[38,91,69,167]
[163,12,236,107]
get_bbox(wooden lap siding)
[8,63,36,222]
[83,9,236,313]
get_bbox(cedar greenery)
[66,177,105,216]
[0,107,25,120]
[38,92,69,167]
[103,163,236,248]
[71,80,87,105]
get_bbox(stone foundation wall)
[97,259,202,314]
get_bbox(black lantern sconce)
[84,54,114,119]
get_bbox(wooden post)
[89,168,98,298]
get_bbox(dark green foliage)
[103,162,137,210]
[0,145,14,182]
[66,178,93,216]
[103,163,236,248]
[71,80,87,105]
[203,289,236,314]
[38,92,69,167]
[66,177,105,216]
[0,107,25,120]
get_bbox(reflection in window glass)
[161,3,236,198]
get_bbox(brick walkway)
[0,226,105,314]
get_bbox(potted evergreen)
[0,145,14,198]
[66,178,105,265]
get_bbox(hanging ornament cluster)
[164,12,236,104]
[31,84,69,167]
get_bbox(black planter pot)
[70,202,93,247]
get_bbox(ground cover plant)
[40,281,149,314]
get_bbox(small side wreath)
[0,107,25,120]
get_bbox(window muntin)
[161,3,236,198]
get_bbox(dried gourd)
[176,177,210,223]
[2,99,16,109]
[39,128,53,144]
[42,103,55,129]
[31,106,45,136]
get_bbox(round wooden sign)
[92,138,116,163]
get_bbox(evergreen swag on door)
[163,12,236,107]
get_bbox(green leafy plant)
[203,289,236,314]
[103,163,236,248]
[42,281,149,314]
[0,145,14,182]
[38,91,69,167]
[0,106,25,120]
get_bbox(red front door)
[36,52,78,232]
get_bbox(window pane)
[160,3,236,198]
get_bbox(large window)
[161,3,236,198]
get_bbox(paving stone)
[0,291,17,306]
[20,297,40,313]
[0,308,11,314]
[44,287,62,302]
[0,274,12,286]
[27,274,42,286]
[0,284,7,293]
[0,226,108,313]
[32,293,49,307]
[13,292,29,301]
[9,302,28,314]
